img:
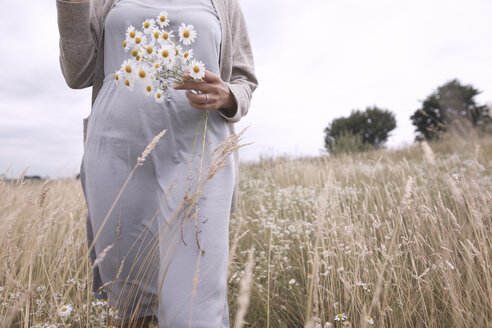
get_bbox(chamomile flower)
[123,76,136,90]
[58,303,72,318]
[142,19,155,34]
[181,49,193,63]
[136,65,151,81]
[151,29,161,41]
[334,313,347,321]
[114,70,123,83]
[121,59,136,76]
[122,39,132,51]
[126,25,137,41]
[161,29,174,43]
[143,84,154,96]
[159,44,175,67]
[156,11,170,27]
[154,90,165,103]
[364,316,374,324]
[174,44,183,57]
[188,59,205,79]
[178,23,197,45]
[342,321,351,327]
[130,48,143,59]
[144,44,157,56]
[133,31,145,46]
[323,323,332,328]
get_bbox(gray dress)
[80,0,234,326]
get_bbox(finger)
[202,70,221,83]
[174,81,213,92]
[185,90,215,104]
[188,99,217,110]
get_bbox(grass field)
[1,133,491,328]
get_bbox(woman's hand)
[173,70,237,116]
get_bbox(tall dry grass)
[1,132,491,327]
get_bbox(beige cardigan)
[56,0,258,213]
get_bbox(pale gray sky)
[1,0,491,178]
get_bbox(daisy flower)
[134,31,145,46]
[144,44,157,56]
[342,321,351,327]
[178,23,197,45]
[152,29,161,39]
[142,19,155,34]
[136,65,151,82]
[122,39,132,51]
[130,48,142,59]
[144,84,154,96]
[58,303,72,318]
[364,315,374,324]
[121,59,136,76]
[156,11,170,27]
[126,25,137,41]
[188,59,205,79]
[154,90,164,103]
[334,313,347,321]
[159,44,176,67]
[181,49,193,63]
[174,44,183,57]
[161,29,174,43]
[288,278,296,285]
[324,323,332,328]
[114,70,123,83]
[123,76,136,90]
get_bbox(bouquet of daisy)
[113,11,206,103]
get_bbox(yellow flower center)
[161,50,169,58]
[338,314,343,319]
[125,65,132,73]
[147,46,153,54]
[154,32,160,39]
[144,21,150,28]
[146,86,152,92]
[136,55,141,61]
[160,16,166,23]
[183,30,190,38]
[129,31,136,38]
[184,52,189,58]
[135,37,141,44]
[122,41,127,48]
[162,33,169,40]
[114,73,119,80]
[139,70,146,78]
[193,65,200,73]
[131,49,138,57]
[155,63,160,69]
[125,80,130,86]
[157,93,162,98]
[175,48,179,55]
[61,307,67,312]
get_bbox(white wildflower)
[179,23,197,45]
[188,59,205,79]
[58,303,72,318]
[156,11,170,27]
[334,313,347,321]
[364,315,374,324]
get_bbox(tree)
[410,79,491,140]
[324,106,397,154]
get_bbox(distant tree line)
[324,79,491,155]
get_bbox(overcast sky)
[1,0,491,178]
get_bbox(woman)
[56,0,257,326]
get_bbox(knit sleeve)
[217,0,258,123]
[56,0,98,89]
